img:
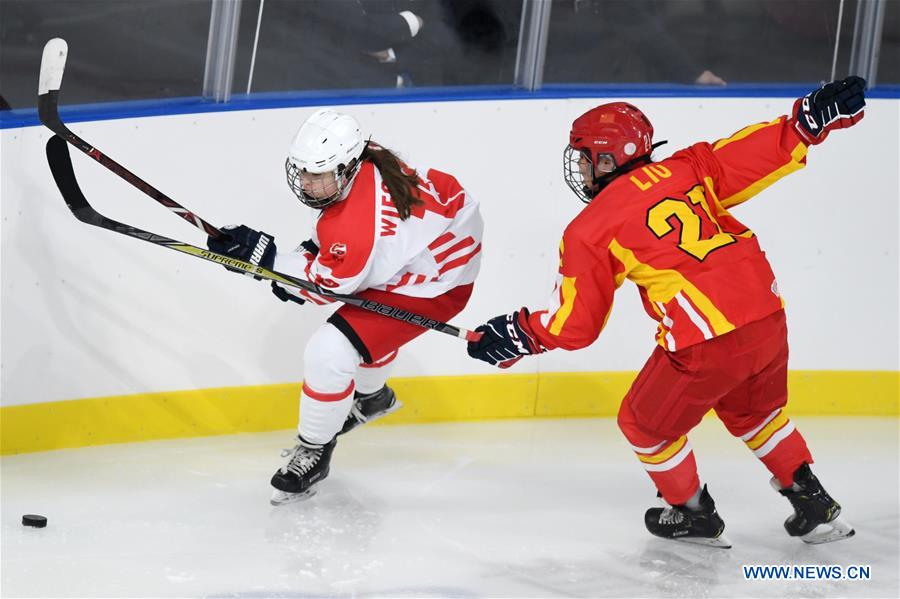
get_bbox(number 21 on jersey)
[646,184,736,261]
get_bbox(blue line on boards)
[2,83,899,130]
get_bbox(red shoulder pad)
[315,162,377,280]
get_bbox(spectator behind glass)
[546,0,726,85]
[247,1,426,92]
[248,0,523,91]
[386,1,522,87]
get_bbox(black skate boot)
[773,463,855,544]
[339,385,401,435]
[269,435,336,506]
[644,485,732,549]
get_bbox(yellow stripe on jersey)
[549,276,578,335]
[712,117,783,152]
[746,411,790,450]
[637,435,688,464]
[719,142,808,209]
[609,239,735,335]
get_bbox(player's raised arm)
[689,77,866,211]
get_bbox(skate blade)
[270,487,317,506]
[800,516,855,544]
[672,534,733,549]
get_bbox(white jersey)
[275,161,483,303]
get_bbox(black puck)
[22,514,47,528]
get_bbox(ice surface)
[2,417,897,598]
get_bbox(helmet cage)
[563,146,620,204]
[563,145,596,204]
[285,156,362,210]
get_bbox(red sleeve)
[527,213,626,351]
[677,116,810,211]
[413,168,469,219]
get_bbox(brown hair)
[362,143,422,220]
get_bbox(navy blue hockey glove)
[792,76,866,145]
[269,239,320,305]
[467,308,544,369]
[206,224,276,280]
[270,281,305,305]
[298,238,319,256]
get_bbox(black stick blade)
[46,134,95,224]
[38,90,65,132]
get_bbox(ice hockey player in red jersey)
[467,78,866,547]
[208,109,483,505]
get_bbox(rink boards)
[1,96,898,453]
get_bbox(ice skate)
[644,485,732,549]
[773,463,855,544]
[269,435,336,506]
[338,385,401,435]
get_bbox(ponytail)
[362,143,422,220]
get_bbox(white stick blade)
[39,38,68,95]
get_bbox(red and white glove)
[467,308,544,369]
[792,76,866,145]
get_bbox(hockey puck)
[22,514,47,528]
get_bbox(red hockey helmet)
[564,102,655,203]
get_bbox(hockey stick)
[46,135,482,342]
[38,38,222,238]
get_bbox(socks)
[684,485,703,510]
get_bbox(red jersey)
[529,115,810,352]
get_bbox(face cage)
[285,159,359,210]
[563,145,597,204]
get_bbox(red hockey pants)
[617,310,812,505]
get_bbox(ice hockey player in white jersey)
[207,109,483,505]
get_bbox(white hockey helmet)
[285,108,367,209]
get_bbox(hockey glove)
[298,238,319,257]
[271,281,305,305]
[792,76,866,145]
[269,239,324,306]
[467,308,544,369]
[206,224,276,280]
